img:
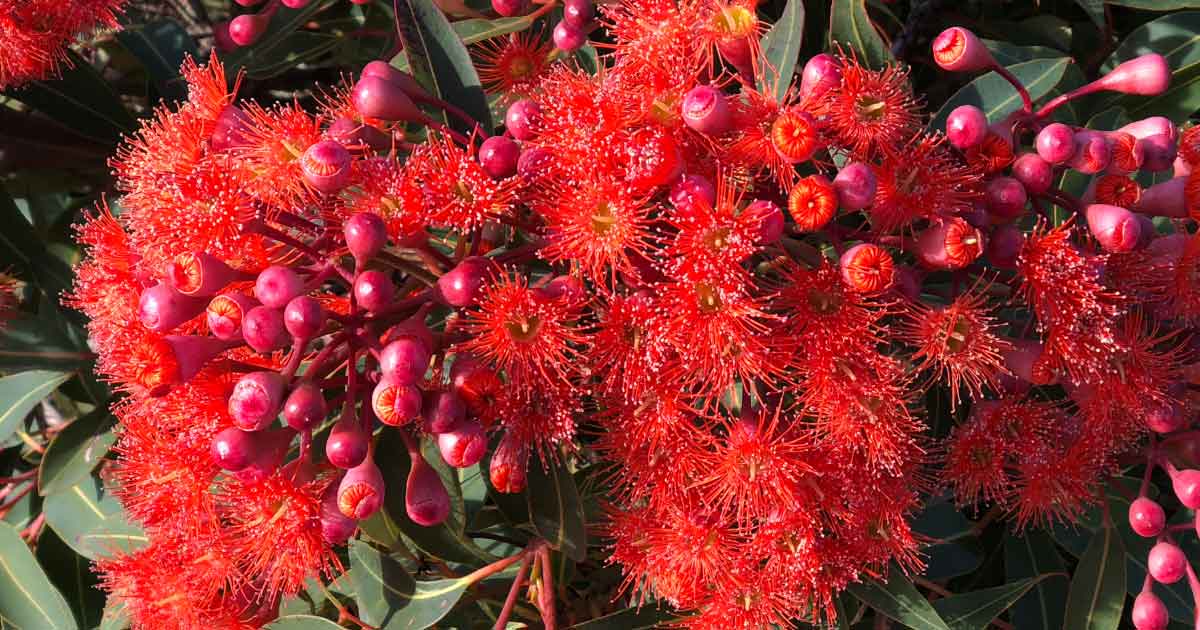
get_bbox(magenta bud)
[228,12,270,47]
[300,140,352,194]
[537,275,586,303]
[1122,116,1179,142]
[384,309,435,355]
[489,433,528,493]
[1069,131,1112,174]
[423,390,466,434]
[945,105,988,150]
[552,20,586,51]
[211,105,251,151]
[380,337,431,384]
[986,176,1028,220]
[1036,123,1076,164]
[283,381,327,432]
[669,174,716,217]
[563,0,594,27]
[212,21,237,54]
[1171,468,1200,509]
[437,419,487,468]
[1011,153,1053,195]
[326,411,369,469]
[320,482,357,544]
[1142,134,1179,172]
[353,270,394,313]
[743,199,784,244]
[327,117,390,152]
[406,449,451,526]
[352,76,424,123]
[1096,54,1171,96]
[229,372,285,431]
[1148,541,1187,584]
[932,27,995,72]
[832,162,876,211]
[478,136,520,179]
[1134,177,1188,218]
[1132,591,1169,630]
[211,427,258,471]
[338,456,385,520]
[242,305,288,353]
[436,257,489,307]
[361,61,432,101]
[517,146,552,180]
[1129,497,1166,538]
[168,252,243,297]
[505,99,542,140]
[1145,400,1185,434]
[282,0,312,6]
[207,292,258,340]
[1086,204,1142,253]
[799,53,842,101]
[681,85,732,135]
[492,0,529,17]
[139,282,208,333]
[987,224,1025,269]
[344,212,388,265]
[284,295,325,339]
[372,377,423,426]
[232,430,292,484]
[254,266,304,309]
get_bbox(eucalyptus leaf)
[1062,518,1126,630]
[350,540,479,629]
[1004,530,1069,630]
[0,370,72,444]
[758,0,805,100]
[828,0,891,69]
[1107,0,1200,8]
[38,407,115,496]
[526,456,587,562]
[4,52,136,145]
[932,575,1059,630]
[43,476,148,561]
[568,606,677,629]
[0,522,78,630]
[36,528,105,629]
[982,40,1068,65]
[928,58,1073,131]
[452,17,535,45]
[117,20,198,100]
[846,566,951,630]
[266,615,346,629]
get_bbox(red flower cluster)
[0,0,125,89]
[66,6,1200,630]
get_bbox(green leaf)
[43,476,148,561]
[266,615,346,629]
[452,16,535,45]
[1074,0,1105,27]
[1004,530,1069,630]
[97,600,129,630]
[36,528,105,629]
[847,567,951,630]
[0,183,77,302]
[223,2,334,76]
[1096,12,1200,121]
[757,0,805,100]
[526,457,587,562]
[391,0,494,131]
[1062,517,1126,630]
[933,575,1058,630]
[1107,0,1200,8]
[0,370,72,444]
[828,0,891,68]
[4,51,136,145]
[982,40,1067,65]
[0,522,78,630]
[349,540,475,629]
[928,58,1073,131]
[568,606,677,629]
[117,20,198,100]
[242,33,343,80]
[38,407,116,496]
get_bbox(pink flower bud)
[168,252,244,297]
[1102,131,1145,174]
[1129,497,1166,537]
[1133,177,1188,218]
[1145,400,1185,434]
[436,257,490,307]
[283,381,327,432]
[381,337,431,384]
[517,146,552,180]
[670,174,716,217]
[320,481,357,544]
[839,243,894,295]
[1171,467,1200,509]
[437,419,488,468]
[211,427,259,471]
[946,105,988,150]
[1036,123,1076,164]
[372,377,422,426]
[1122,117,1180,142]
[228,12,271,47]
[478,136,520,179]
[284,295,324,339]
[139,282,208,333]
[229,372,286,431]
[423,390,466,434]
[1086,204,1142,253]
[158,336,236,395]
[353,270,394,313]
[1068,131,1112,174]
[538,275,587,304]
[300,140,352,194]
[891,265,921,301]
[915,218,985,270]
[505,99,542,140]
[986,176,1027,220]
[1095,54,1171,96]
[255,265,304,309]
[1132,591,1169,630]
[489,433,528,494]
[932,27,995,72]
[406,448,451,526]
[743,199,784,244]
[231,430,292,484]
[338,456,385,520]
[344,212,388,265]
[1012,153,1053,194]
[832,162,876,211]
[361,61,432,102]
[493,0,529,17]
[206,292,258,340]
[987,224,1025,269]
[553,21,586,51]
[1148,541,1187,584]
[999,339,1047,391]
[326,410,369,469]
[242,305,288,353]
[799,53,842,101]
[563,0,594,27]
[352,76,424,122]
[327,117,389,151]
[682,85,732,135]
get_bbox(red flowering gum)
[817,51,921,158]
[840,244,894,295]
[787,175,837,232]
[0,0,126,89]
[869,135,980,231]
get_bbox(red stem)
[493,552,533,630]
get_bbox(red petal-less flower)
[473,30,553,103]
[0,0,126,89]
[869,133,980,232]
[814,50,921,159]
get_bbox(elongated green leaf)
[0,370,72,444]
[829,0,891,69]
[97,600,129,630]
[4,52,136,145]
[350,540,477,629]
[527,457,587,562]
[392,0,493,131]
[39,408,116,496]
[36,528,105,629]
[1062,518,1126,630]
[982,40,1066,65]
[452,17,535,45]
[928,58,1073,131]
[0,522,78,630]
[568,606,677,629]
[117,20,198,100]
[44,476,147,561]
[933,575,1058,630]
[243,33,342,79]
[1004,530,1069,630]
[267,615,345,629]
[1107,0,1200,8]
[758,0,805,100]
[912,501,983,581]
[0,184,76,301]
[847,568,951,630]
